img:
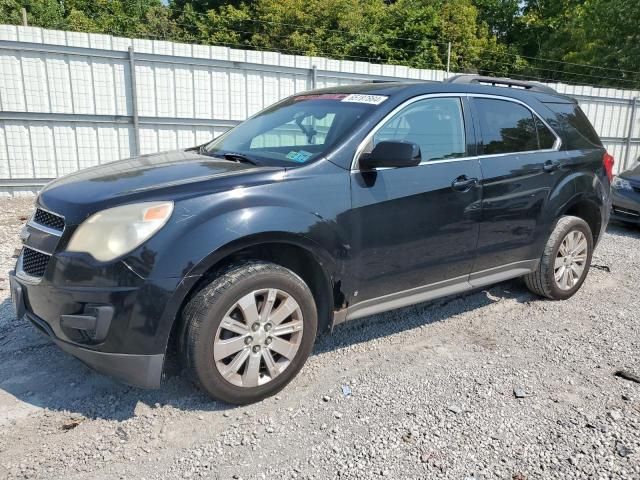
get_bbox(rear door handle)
[451,175,478,192]
[543,160,560,172]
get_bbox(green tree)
[185,0,521,75]
[0,0,637,89]
[512,0,639,87]
[0,0,173,38]
[516,0,582,59]
[62,0,167,36]
[563,0,640,86]
[168,0,243,13]
[472,0,520,41]
[0,0,65,29]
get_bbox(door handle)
[543,160,560,172]
[451,175,478,192]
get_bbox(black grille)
[33,208,65,231]
[21,247,50,277]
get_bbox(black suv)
[10,75,612,404]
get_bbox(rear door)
[469,95,566,279]
[348,95,482,305]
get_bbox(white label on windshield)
[341,94,388,105]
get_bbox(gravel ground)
[0,197,638,480]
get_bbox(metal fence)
[0,25,639,195]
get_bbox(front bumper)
[611,187,640,225]
[28,311,163,388]
[9,269,180,389]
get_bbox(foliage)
[0,0,638,89]
[0,0,65,28]
[560,0,640,87]
[472,0,520,41]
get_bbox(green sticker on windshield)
[286,150,313,163]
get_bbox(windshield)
[202,93,386,166]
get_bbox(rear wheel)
[524,216,593,300]
[182,261,317,404]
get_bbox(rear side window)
[475,98,546,154]
[543,102,602,150]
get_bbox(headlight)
[611,177,632,191]
[67,202,174,261]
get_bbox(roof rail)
[366,79,421,83]
[444,74,557,94]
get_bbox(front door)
[348,96,482,311]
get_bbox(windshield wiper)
[222,152,259,165]
[198,148,260,165]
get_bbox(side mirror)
[359,141,421,170]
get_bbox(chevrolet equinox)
[10,75,613,404]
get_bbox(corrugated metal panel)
[0,24,639,191]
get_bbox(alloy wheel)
[213,288,304,388]
[554,230,588,290]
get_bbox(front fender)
[142,204,348,358]
[122,160,351,281]
[153,204,346,280]
[120,161,352,356]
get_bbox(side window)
[371,97,466,162]
[475,98,539,154]
[535,117,556,149]
[544,102,602,150]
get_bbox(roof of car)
[307,76,576,104]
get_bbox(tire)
[182,261,317,405]
[524,215,593,300]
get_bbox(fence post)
[128,46,141,157]
[310,65,317,90]
[446,42,451,76]
[623,97,638,171]
[21,8,27,26]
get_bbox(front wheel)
[524,216,593,300]
[182,261,317,404]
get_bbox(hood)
[38,150,282,222]
[620,162,640,182]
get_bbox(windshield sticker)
[286,150,313,163]
[294,93,348,101]
[341,94,388,105]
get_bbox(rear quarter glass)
[542,102,602,150]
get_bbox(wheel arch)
[559,195,604,245]
[165,232,339,359]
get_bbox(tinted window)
[544,102,602,150]
[536,117,556,149]
[204,93,379,165]
[372,97,466,161]
[475,98,539,154]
